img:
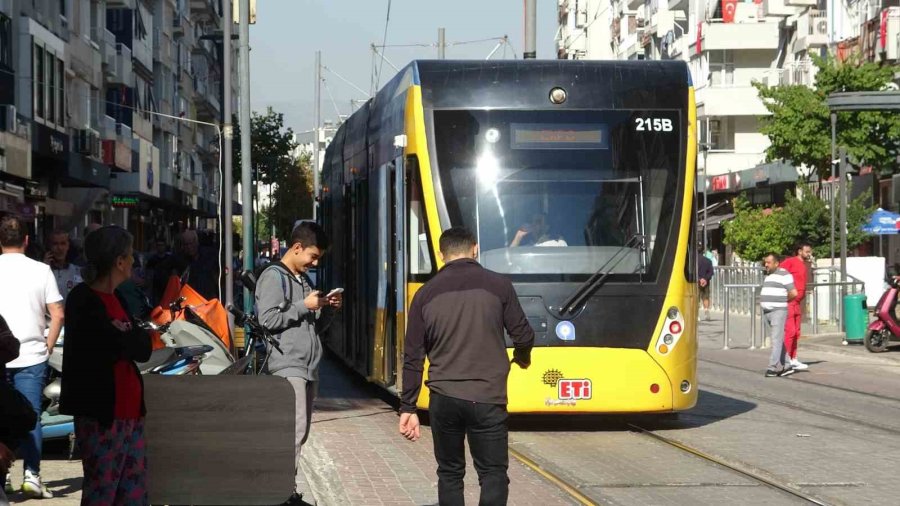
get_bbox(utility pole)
[830,112,837,267]
[524,0,536,59]
[438,28,446,59]
[839,147,848,287]
[239,0,253,313]
[701,143,709,252]
[313,50,321,220]
[223,0,234,309]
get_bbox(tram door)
[373,156,404,386]
[347,178,370,374]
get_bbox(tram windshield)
[434,109,682,279]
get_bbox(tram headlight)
[680,380,692,393]
[549,87,567,104]
[485,128,501,144]
[667,306,680,320]
[663,334,674,345]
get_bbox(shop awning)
[698,212,735,231]
[737,161,798,191]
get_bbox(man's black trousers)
[429,391,509,506]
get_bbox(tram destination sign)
[511,123,608,150]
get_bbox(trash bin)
[843,293,868,343]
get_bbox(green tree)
[754,55,900,180]
[723,189,874,261]
[265,154,315,240]
[231,107,299,187]
[722,198,793,262]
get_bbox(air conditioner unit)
[814,17,829,36]
[89,129,102,159]
[75,130,89,154]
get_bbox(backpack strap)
[261,263,294,312]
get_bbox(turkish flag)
[697,22,702,54]
[722,0,738,23]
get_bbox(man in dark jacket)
[698,246,714,321]
[399,227,534,506]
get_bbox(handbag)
[0,382,37,447]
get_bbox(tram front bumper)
[415,347,698,414]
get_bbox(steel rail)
[508,446,598,505]
[629,424,830,505]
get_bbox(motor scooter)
[145,297,234,375]
[865,279,900,353]
[41,335,212,456]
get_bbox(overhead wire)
[374,0,393,90]
[322,80,344,122]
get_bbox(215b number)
[634,118,673,132]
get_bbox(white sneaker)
[22,470,53,499]
[790,359,809,370]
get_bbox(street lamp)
[699,142,711,253]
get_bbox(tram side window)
[408,156,434,277]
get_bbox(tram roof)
[378,59,692,111]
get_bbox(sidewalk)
[299,357,576,506]
[700,309,900,365]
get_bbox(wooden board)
[143,375,295,505]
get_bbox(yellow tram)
[318,60,698,413]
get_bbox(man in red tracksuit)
[780,242,813,370]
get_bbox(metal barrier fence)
[709,265,866,349]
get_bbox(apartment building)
[558,0,837,193]
[0,0,228,249]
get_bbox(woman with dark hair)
[59,226,152,505]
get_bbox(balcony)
[106,0,136,7]
[132,36,153,73]
[192,76,221,120]
[793,9,829,51]
[699,20,781,51]
[627,0,643,11]
[101,115,116,140]
[190,0,220,19]
[102,29,118,79]
[172,10,187,35]
[761,0,794,17]
[761,62,813,88]
[115,43,134,85]
[696,85,769,116]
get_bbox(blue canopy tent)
[862,208,900,235]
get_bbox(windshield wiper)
[558,234,646,317]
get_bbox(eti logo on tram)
[557,379,592,401]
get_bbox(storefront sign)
[710,174,732,192]
[32,123,69,162]
[112,196,140,208]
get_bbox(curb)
[800,342,900,367]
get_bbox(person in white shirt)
[760,253,798,378]
[44,230,83,302]
[0,215,64,499]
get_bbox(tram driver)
[509,213,568,248]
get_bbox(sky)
[248,0,559,139]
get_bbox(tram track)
[628,424,831,505]
[700,357,900,404]
[699,358,900,436]
[509,446,599,505]
[699,380,900,437]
